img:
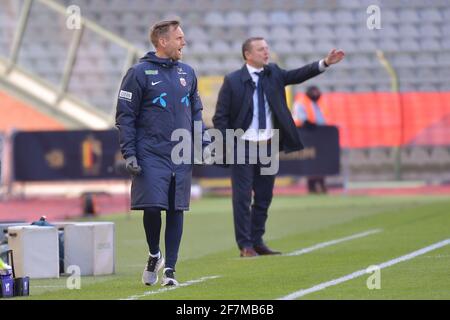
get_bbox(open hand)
[325,49,345,65]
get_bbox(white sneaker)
[142,254,164,286]
[161,268,179,287]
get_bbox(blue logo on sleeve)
[153,93,167,107]
[181,93,190,107]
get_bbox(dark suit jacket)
[213,62,323,153]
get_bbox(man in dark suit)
[213,37,344,257]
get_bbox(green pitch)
[13,194,450,300]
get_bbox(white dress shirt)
[242,60,328,141]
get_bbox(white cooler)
[64,222,115,276]
[7,226,60,279]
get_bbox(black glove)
[125,156,142,176]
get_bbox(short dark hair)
[149,20,181,48]
[242,37,265,60]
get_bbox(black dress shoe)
[254,245,281,255]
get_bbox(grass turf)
[10,194,450,300]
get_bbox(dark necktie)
[255,71,266,130]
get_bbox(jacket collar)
[240,64,253,83]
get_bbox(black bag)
[7,250,29,297]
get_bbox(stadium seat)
[291,10,313,25]
[185,26,208,41]
[285,56,306,69]
[226,11,247,27]
[293,41,315,54]
[248,26,270,39]
[335,26,357,39]
[292,26,314,40]
[189,41,210,55]
[315,40,335,54]
[248,11,269,26]
[273,41,294,55]
[420,8,443,22]
[419,23,441,38]
[399,9,420,22]
[436,52,450,66]
[312,26,335,40]
[441,38,450,50]
[420,39,441,51]
[270,26,292,40]
[398,25,419,38]
[357,40,377,52]
[399,39,420,51]
[222,56,241,72]
[204,12,225,26]
[415,53,437,67]
[338,40,357,53]
[380,9,399,23]
[333,10,354,24]
[269,11,291,26]
[311,10,334,25]
[210,40,231,55]
[392,53,415,67]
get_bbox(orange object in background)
[321,92,450,148]
[0,90,65,132]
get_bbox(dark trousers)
[231,142,276,249]
[142,175,184,270]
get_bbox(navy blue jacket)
[213,62,323,153]
[116,52,206,211]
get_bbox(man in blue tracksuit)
[115,20,208,286]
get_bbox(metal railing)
[2,0,146,127]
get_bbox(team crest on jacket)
[179,78,186,87]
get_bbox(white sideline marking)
[285,229,383,256]
[279,239,450,300]
[121,275,221,300]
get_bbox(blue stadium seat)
[185,27,208,41]
[357,40,377,52]
[419,23,441,38]
[248,26,270,39]
[442,38,450,50]
[272,41,293,55]
[392,53,415,67]
[210,40,231,54]
[226,11,247,26]
[335,26,357,39]
[437,52,450,66]
[338,40,357,53]
[285,56,306,69]
[398,25,419,38]
[189,41,210,55]
[399,9,420,22]
[269,11,291,26]
[312,26,335,40]
[204,12,225,26]
[315,40,335,54]
[311,10,334,25]
[420,8,443,22]
[399,39,420,51]
[270,26,291,40]
[292,26,314,40]
[291,10,313,25]
[333,10,354,24]
[293,41,315,54]
[420,39,441,51]
[248,11,269,26]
